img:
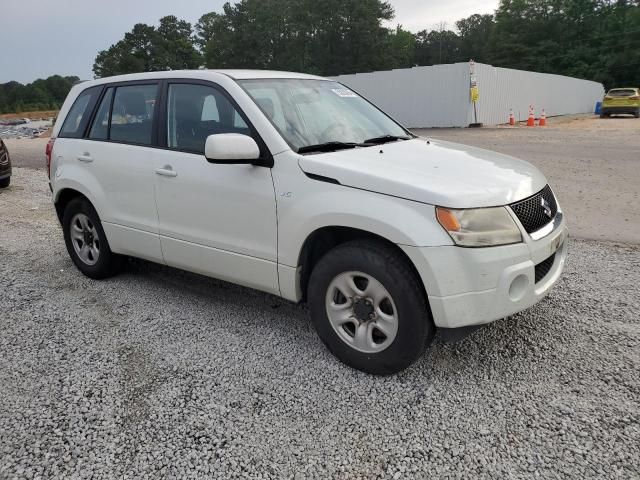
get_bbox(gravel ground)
[1,137,49,170]
[1,168,639,479]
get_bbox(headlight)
[436,206,522,247]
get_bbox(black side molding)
[304,172,341,185]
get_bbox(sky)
[0,0,499,84]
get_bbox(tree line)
[93,0,640,89]
[0,76,80,114]
[2,0,638,113]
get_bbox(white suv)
[48,70,568,374]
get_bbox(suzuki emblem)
[541,197,552,218]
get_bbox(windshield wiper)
[363,134,412,145]
[297,141,361,154]
[297,135,412,154]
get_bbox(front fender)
[275,176,454,269]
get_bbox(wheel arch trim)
[53,184,101,223]
[280,224,431,306]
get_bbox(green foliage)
[93,16,201,78]
[195,0,395,75]
[489,0,640,88]
[414,28,462,66]
[456,14,494,63]
[0,75,80,114]
[5,0,637,114]
[387,26,417,69]
[87,0,634,91]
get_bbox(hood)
[297,138,547,208]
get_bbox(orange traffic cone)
[509,109,516,126]
[539,109,547,127]
[527,105,536,127]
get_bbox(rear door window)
[59,86,101,138]
[109,84,158,145]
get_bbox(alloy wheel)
[325,271,399,353]
[69,213,100,266]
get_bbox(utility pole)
[437,22,446,64]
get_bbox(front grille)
[535,253,556,283]
[509,185,557,234]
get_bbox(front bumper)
[402,213,568,329]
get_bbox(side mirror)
[204,133,261,164]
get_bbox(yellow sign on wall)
[470,86,479,102]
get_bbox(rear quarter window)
[59,86,101,138]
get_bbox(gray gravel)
[1,168,639,479]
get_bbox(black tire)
[308,240,435,375]
[0,176,9,188]
[634,109,640,119]
[62,197,123,279]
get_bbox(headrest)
[115,90,148,117]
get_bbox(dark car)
[0,138,11,188]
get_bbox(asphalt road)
[2,137,48,170]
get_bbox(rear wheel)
[308,240,434,375]
[634,109,640,119]
[0,177,9,188]
[62,197,123,279]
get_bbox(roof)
[82,69,327,86]
[213,69,326,80]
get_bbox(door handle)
[155,166,177,177]
[77,153,93,162]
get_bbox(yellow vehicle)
[601,88,640,118]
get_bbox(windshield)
[607,89,636,97]
[238,79,410,152]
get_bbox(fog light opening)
[509,274,529,302]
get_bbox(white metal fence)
[333,63,604,128]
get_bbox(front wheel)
[62,197,123,279]
[0,176,9,188]
[308,240,434,375]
